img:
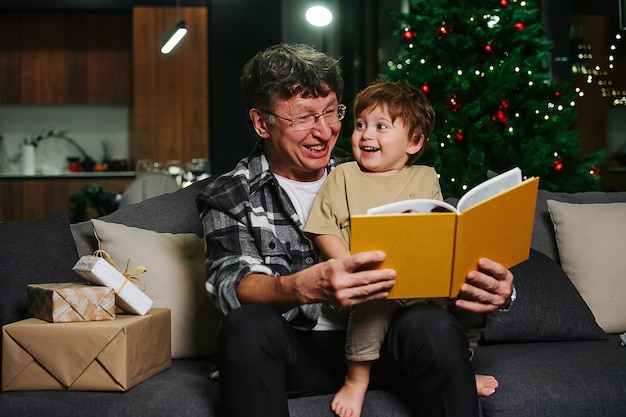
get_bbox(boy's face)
[351,105,423,175]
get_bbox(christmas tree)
[381,0,604,198]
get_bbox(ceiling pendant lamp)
[160,0,187,54]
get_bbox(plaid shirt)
[197,142,350,329]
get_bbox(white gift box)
[73,255,153,315]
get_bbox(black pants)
[216,303,478,417]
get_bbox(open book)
[350,167,539,299]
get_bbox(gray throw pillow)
[482,249,607,342]
[0,213,82,329]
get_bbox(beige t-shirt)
[304,161,442,249]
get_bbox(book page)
[456,167,522,212]
[366,199,458,215]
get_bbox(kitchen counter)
[0,174,136,221]
[0,171,136,180]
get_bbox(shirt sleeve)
[197,175,275,317]
[303,168,349,239]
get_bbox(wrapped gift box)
[2,308,171,392]
[73,255,153,315]
[27,283,115,323]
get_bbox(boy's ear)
[249,109,270,138]
[406,133,425,155]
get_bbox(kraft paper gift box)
[73,254,153,315]
[27,282,115,323]
[1,308,171,392]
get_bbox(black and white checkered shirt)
[197,142,350,329]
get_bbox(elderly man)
[197,43,515,417]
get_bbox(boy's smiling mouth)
[362,146,380,152]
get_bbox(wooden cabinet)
[0,176,134,221]
[131,7,209,164]
[0,11,131,104]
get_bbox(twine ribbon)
[93,249,148,293]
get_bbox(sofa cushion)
[0,359,220,417]
[547,200,626,333]
[482,249,606,342]
[473,335,626,417]
[0,214,83,365]
[91,219,221,359]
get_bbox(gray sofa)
[1,177,625,417]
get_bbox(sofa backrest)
[71,178,211,256]
[72,177,626,265]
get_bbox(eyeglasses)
[264,104,346,131]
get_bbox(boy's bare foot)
[476,374,499,397]
[331,379,368,417]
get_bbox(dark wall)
[208,0,281,174]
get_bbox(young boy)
[304,80,498,417]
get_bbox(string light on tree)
[437,21,452,39]
[445,95,462,112]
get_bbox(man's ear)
[407,133,425,155]
[249,109,270,138]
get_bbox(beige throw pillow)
[91,219,222,358]
[547,200,626,333]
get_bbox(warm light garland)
[572,31,626,106]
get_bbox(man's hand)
[304,250,397,308]
[454,258,514,313]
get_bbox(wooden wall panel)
[132,6,209,166]
[19,12,86,103]
[85,13,132,104]
[0,11,130,104]
[0,13,22,102]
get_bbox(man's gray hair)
[241,43,344,116]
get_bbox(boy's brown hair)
[353,79,435,164]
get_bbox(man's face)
[258,92,342,182]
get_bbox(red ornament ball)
[553,157,564,171]
[401,28,418,43]
[455,131,464,141]
[500,0,509,7]
[514,21,525,30]
[485,42,494,53]
[492,109,509,123]
[500,99,510,109]
[421,84,430,94]
[445,95,462,112]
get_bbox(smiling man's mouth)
[305,144,326,152]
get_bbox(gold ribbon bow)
[93,249,148,293]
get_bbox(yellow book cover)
[350,167,539,299]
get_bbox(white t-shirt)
[274,171,346,331]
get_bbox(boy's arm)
[313,234,351,260]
